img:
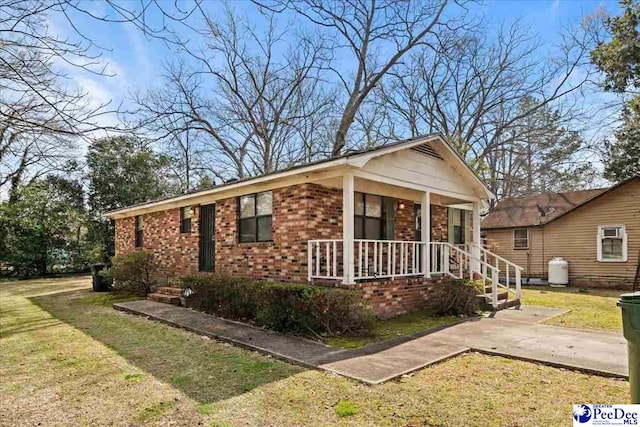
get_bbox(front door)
[199,204,215,272]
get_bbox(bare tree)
[0,0,199,196]
[133,7,332,180]
[363,18,603,198]
[257,0,475,155]
[0,53,82,197]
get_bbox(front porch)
[306,170,523,310]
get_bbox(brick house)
[106,134,523,318]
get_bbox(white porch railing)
[354,239,426,279]
[472,243,523,303]
[308,239,523,309]
[306,239,344,280]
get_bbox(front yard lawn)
[325,309,462,348]
[0,277,629,426]
[522,286,623,332]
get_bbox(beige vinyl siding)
[484,180,640,287]
[485,227,545,278]
[542,181,639,284]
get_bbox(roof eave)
[105,133,496,219]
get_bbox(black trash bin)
[91,263,110,292]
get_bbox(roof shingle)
[482,188,607,229]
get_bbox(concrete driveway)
[431,306,627,377]
[115,301,628,385]
[322,306,628,383]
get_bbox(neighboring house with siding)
[105,134,523,318]
[482,176,640,289]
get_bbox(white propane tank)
[548,257,569,286]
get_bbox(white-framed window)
[597,225,627,262]
[512,228,529,249]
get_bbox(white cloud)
[124,23,154,79]
[75,76,114,107]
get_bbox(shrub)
[182,274,259,320]
[432,279,484,316]
[182,274,373,337]
[102,250,156,296]
[255,282,372,336]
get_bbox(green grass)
[124,373,145,383]
[325,309,462,348]
[0,277,630,426]
[198,403,218,415]
[135,401,176,422]
[76,292,141,306]
[522,286,623,331]
[334,399,359,417]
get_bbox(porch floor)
[113,301,628,384]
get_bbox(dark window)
[354,192,393,240]
[513,228,529,249]
[180,206,192,233]
[135,215,143,248]
[452,209,465,244]
[239,191,273,243]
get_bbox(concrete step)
[150,286,182,296]
[147,293,181,305]
[478,295,520,312]
[478,291,509,301]
[495,299,521,310]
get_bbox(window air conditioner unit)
[602,227,621,238]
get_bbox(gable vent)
[410,143,443,160]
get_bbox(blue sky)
[48,0,620,136]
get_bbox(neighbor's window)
[354,192,387,240]
[513,228,529,249]
[239,191,273,243]
[135,215,143,248]
[180,206,192,234]
[598,225,627,262]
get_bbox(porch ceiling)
[311,176,473,207]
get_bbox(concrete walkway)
[114,301,628,384]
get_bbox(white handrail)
[473,243,523,271]
[472,243,522,301]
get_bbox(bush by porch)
[182,274,374,338]
[180,273,486,346]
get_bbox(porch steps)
[147,286,182,305]
[478,286,520,311]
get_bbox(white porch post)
[342,171,355,285]
[421,191,431,278]
[471,200,482,277]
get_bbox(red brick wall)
[431,205,448,242]
[113,183,453,316]
[214,183,344,282]
[115,207,199,282]
[395,199,415,240]
[114,216,135,255]
[395,203,449,242]
[327,276,448,319]
[307,184,343,239]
